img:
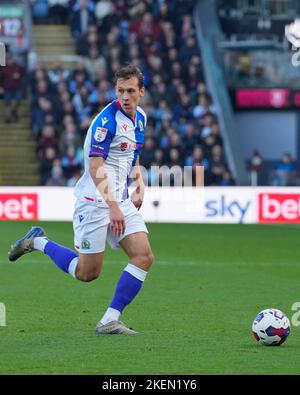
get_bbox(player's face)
[116,77,145,117]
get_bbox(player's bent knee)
[76,271,100,282]
[147,251,154,267]
[133,251,154,271]
[76,253,103,282]
[75,265,101,282]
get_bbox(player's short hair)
[115,65,144,89]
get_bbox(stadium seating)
[1,0,235,187]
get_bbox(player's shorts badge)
[81,239,91,249]
[94,127,108,142]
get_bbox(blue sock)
[109,271,143,313]
[44,241,78,274]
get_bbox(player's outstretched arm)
[90,157,125,237]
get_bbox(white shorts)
[73,198,148,254]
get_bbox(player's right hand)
[109,203,125,238]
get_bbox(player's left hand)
[131,186,144,210]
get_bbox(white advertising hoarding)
[1,186,300,224]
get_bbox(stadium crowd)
[26,0,236,186]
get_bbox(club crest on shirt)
[81,239,91,249]
[94,127,108,142]
[139,120,144,131]
[120,142,128,151]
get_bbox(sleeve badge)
[94,127,108,142]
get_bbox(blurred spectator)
[71,0,96,39]
[140,137,156,169]
[48,0,70,24]
[182,123,197,156]
[37,124,59,159]
[0,53,25,123]
[249,149,264,185]
[67,167,82,186]
[250,149,264,173]
[179,35,199,67]
[61,145,82,179]
[83,47,107,79]
[152,148,165,167]
[187,145,210,186]
[236,52,251,79]
[271,153,297,186]
[129,12,160,41]
[72,86,92,121]
[68,69,93,95]
[9,27,30,67]
[128,0,147,21]
[32,97,56,136]
[210,122,223,146]
[40,147,58,184]
[60,122,81,150]
[48,62,70,85]
[220,171,236,186]
[168,148,182,167]
[95,0,114,25]
[193,94,216,119]
[46,164,67,186]
[30,0,49,23]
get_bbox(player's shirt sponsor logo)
[94,127,108,142]
[120,142,144,152]
[81,239,91,249]
[122,124,128,132]
[120,142,128,151]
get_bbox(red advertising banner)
[236,89,291,108]
[258,193,300,223]
[0,193,38,220]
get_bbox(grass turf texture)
[0,221,299,375]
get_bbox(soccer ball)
[252,308,290,346]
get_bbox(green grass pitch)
[0,221,300,374]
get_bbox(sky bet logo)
[0,193,38,220]
[205,195,251,223]
[259,193,300,223]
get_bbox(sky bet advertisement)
[1,187,300,224]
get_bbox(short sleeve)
[89,112,116,159]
